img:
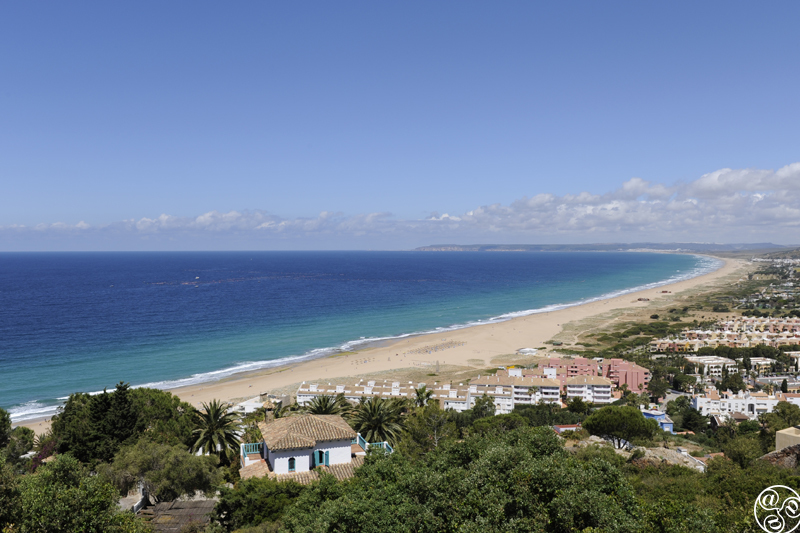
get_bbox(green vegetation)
[8,265,800,531]
[203,406,795,533]
[101,439,222,502]
[0,407,34,469]
[191,399,242,467]
[301,394,353,417]
[582,406,658,448]
[4,454,150,532]
[350,397,405,445]
[413,385,434,407]
[50,383,197,465]
[212,477,306,532]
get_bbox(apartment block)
[565,376,613,404]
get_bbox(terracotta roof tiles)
[258,414,356,452]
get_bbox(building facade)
[691,390,800,420]
[565,376,613,404]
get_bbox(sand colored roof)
[565,376,613,386]
[240,459,271,480]
[258,414,356,451]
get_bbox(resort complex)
[649,316,800,353]
[691,388,800,419]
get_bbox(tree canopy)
[9,454,149,533]
[280,427,640,533]
[583,406,658,448]
[191,399,241,466]
[302,394,353,417]
[350,397,405,445]
[101,439,221,502]
[51,384,196,464]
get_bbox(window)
[288,458,295,472]
[317,450,324,466]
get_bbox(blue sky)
[2,2,799,250]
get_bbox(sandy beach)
[19,256,750,434]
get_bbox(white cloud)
[3,162,800,249]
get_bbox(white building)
[684,356,738,377]
[297,379,418,406]
[432,383,472,412]
[746,357,775,374]
[239,414,374,483]
[691,390,800,420]
[469,375,562,414]
[565,376,613,404]
[297,374,562,416]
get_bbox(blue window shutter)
[324,451,329,466]
[288,458,295,472]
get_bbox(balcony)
[352,433,394,454]
[240,442,264,468]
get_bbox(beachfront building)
[691,389,800,420]
[433,383,472,412]
[518,356,650,392]
[239,414,390,483]
[520,357,597,389]
[684,356,738,377]
[599,358,651,391]
[469,375,562,414]
[297,374,562,416]
[565,376,614,404]
[296,379,418,406]
[539,357,599,378]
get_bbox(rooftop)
[258,414,356,451]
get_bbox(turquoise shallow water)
[0,251,721,421]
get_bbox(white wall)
[268,448,312,475]
[314,440,352,465]
[267,440,353,473]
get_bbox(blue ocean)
[0,251,720,421]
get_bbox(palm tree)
[351,397,405,445]
[191,399,241,466]
[274,402,301,419]
[413,386,433,408]
[303,394,353,417]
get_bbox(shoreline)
[18,255,749,433]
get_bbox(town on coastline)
[8,252,800,531]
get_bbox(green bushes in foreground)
[208,419,798,533]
